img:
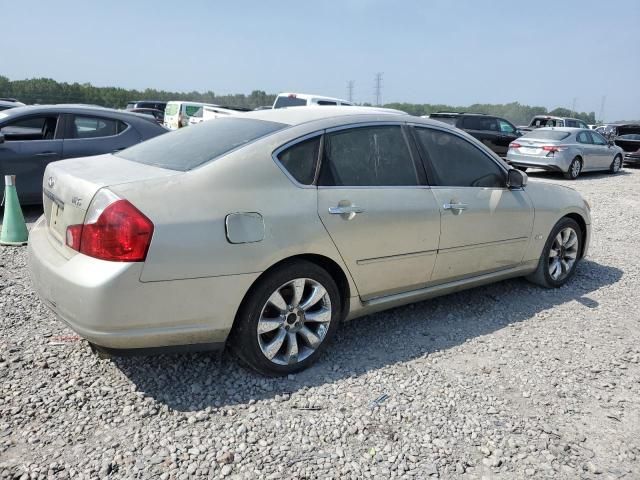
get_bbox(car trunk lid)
[42,154,179,257]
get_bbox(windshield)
[116,117,287,171]
[274,96,307,108]
[523,130,571,141]
[164,104,179,116]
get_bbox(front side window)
[414,127,505,188]
[72,116,126,139]
[164,104,179,116]
[576,131,592,144]
[319,126,418,187]
[499,119,516,133]
[590,131,607,145]
[184,105,201,117]
[0,115,59,141]
[276,137,320,185]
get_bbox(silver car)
[28,107,592,375]
[507,127,624,179]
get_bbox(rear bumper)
[27,216,260,350]
[506,152,570,172]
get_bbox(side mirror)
[507,168,528,189]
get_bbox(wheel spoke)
[560,259,569,273]
[304,307,331,323]
[561,228,570,244]
[565,231,577,248]
[290,279,306,307]
[299,285,327,311]
[550,259,561,279]
[555,233,563,248]
[565,250,578,260]
[263,328,287,360]
[284,332,299,365]
[298,326,321,349]
[258,317,284,334]
[268,290,288,312]
[549,248,559,258]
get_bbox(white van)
[188,105,246,126]
[273,93,353,109]
[163,101,219,130]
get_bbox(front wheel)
[230,260,341,376]
[610,155,622,174]
[563,157,582,180]
[526,218,582,288]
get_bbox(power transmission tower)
[347,80,354,103]
[599,96,606,123]
[374,73,383,106]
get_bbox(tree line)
[1,76,597,125]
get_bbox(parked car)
[507,127,624,179]
[273,93,353,109]
[0,105,167,204]
[163,101,219,130]
[130,108,164,124]
[28,107,591,375]
[427,112,522,158]
[125,100,167,112]
[519,115,589,132]
[188,105,250,126]
[0,99,25,111]
[609,124,640,165]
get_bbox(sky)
[1,0,639,120]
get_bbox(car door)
[496,119,520,157]
[0,113,63,203]
[317,124,441,300]
[460,116,499,155]
[575,130,596,170]
[589,130,613,169]
[62,114,139,159]
[412,125,534,283]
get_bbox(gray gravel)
[1,168,639,479]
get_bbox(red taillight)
[66,200,154,262]
[510,142,521,149]
[542,145,565,152]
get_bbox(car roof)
[238,106,409,126]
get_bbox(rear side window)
[276,136,320,185]
[461,116,498,131]
[589,131,607,145]
[72,116,127,138]
[117,117,287,171]
[274,96,307,108]
[184,105,201,117]
[316,100,337,106]
[414,128,505,188]
[165,104,179,116]
[522,130,571,141]
[319,126,418,187]
[576,131,592,144]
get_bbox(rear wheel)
[526,217,582,288]
[564,157,582,180]
[230,260,341,376]
[610,155,622,174]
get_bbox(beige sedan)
[28,107,591,375]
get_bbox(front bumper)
[27,216,260,350]
[623,152,640,164]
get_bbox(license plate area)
[520,147,539,154]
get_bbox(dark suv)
[427,112,522,158]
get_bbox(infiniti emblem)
[47,177,55,188]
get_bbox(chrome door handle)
[443,202,468,211]
[328,205,364,215]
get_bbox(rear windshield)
[116,117,287,171]
[274,96,307,108]
[164,104,179,116]
[522,130,571,141]
[532,118,564,127]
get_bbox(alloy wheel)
[570,159,581,178]
[548,227,579,281]
[613,156,621,173]
[257,278,332,366]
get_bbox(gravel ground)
[1,168,639,479]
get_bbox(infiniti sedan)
[0,105,167,204]
[507,127,624,179]
[28,107,591,375]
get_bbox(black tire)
[526,217,582,288]
[230,260,341,376]
[610,155,622,174]
[563,157,582,180]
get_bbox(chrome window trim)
[271,131,324,189]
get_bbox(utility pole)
[347,80,354,103]
[374,72,383,106]
[599,96,606,123]
[571,97,577,116]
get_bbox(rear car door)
[460,116,500,155]
[412,125,534,283]
[317,124,441,300]
[0,113,63,203]
[576,130,596,170]
[589,131,613,169]
[62,114,139,159]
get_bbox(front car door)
[317,124,441,300]
[411,125,534,283]
[62,114,139,159]
[589,130,613,169]
[0,113,63,203]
